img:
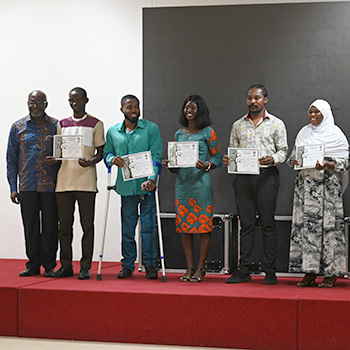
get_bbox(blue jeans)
[121,192,157,270]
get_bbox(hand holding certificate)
[168,141,199,168]
[121,151,154,181]
[227,147,260,175]
[53,135,83,159]
[294,144,325,170]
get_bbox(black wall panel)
[143,2,350,215]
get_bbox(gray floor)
[0,337,239,350]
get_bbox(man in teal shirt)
[104,95,163,279]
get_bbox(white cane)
[155,176,167,282]
[97,166,115,280]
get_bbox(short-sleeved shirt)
[229,110,288,165]
[6,114,59,193]
[55,114,105,193]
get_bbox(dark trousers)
[121,192,157,270]
[234,167,279,274]
[19,191,58,271]
[56,191,96,270]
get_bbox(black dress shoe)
[263,272,277,285]
[145,266,158,279]
[117,267,133,279]
[54,265,74,278]
[19,268,40,277]
[225,270,252,284]
[78,268,90,280]
[43,269,56,277]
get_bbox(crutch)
[155,175,167,282]
[97,165,115,280]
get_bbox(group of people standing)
[7,88,105,280]
[6,84,350,288]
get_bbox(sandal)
[297,273,317,287]
[190,268,206,283]
[180,267,195,282]
[318,276,337,288]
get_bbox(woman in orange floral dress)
[162,95,223,282]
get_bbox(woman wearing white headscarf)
[288,99,349,288]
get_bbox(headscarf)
[295,99,349,158]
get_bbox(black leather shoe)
[54,265,74,278]
[117,267,133,279]
[263,272,277,285]
[225,270,251,284]
[19,268,40,277]
[78,268,90,280]
[43,269,56,277]
[145,266,158,279]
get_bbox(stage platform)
[1,259,350,350]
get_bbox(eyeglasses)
[28,101,46,106]
[308,110,322,115]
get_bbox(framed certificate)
[294,144,325,170]
[168,141,199,168]
[53,135,83,159]
[227,147,260,175]
[121,151,154,181]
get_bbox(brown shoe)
[297,273,317,287]
[318,276,336,288]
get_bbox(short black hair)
[70,87,87,99]
[121,94,140,107]
[246,84,268,98]
[179,94,212,129]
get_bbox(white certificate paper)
[294,144,325,170]
[121,151,154,181]
[168,141,199,168]
[228,147,260,175]
[53,135,83,159]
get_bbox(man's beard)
[248,105,262,115]
[124,113,140,124]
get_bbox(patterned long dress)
[288,150,348,276]
[174,127,223,234]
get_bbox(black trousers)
[19,191,58,271]
[233,167,279,274]
[56,191,96,270]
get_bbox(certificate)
[227,147,260,175]
[53,135,83,159]
[168,141,199,168]
[294,144,325,170]
[121,151,154,181]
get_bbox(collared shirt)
[103,118,163,196]
[7,114,59,193]
[229,110,288,165]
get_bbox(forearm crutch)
[155,175,167,282]
[97,166,115,280]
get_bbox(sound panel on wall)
[143,2,350,215]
